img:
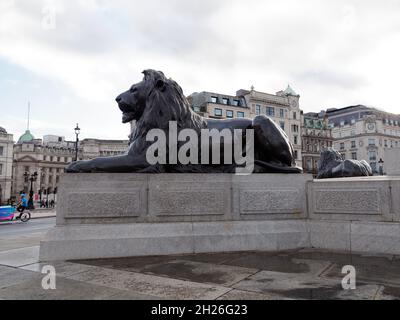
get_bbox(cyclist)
[17,193,28,213]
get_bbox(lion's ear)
[155,79,166,92]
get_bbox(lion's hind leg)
[252,115,295,167]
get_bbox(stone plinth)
[384,148,400,176]
[55,173,312,225]
[307,176,400,222]
[40,174,400,261]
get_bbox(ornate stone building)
[324,105,400,174]
[188,85,303,167]
[0,126,14,205]
[301,112,333,175]
[11,131,128,203]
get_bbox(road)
[0,217,55,252]
[0,217,55,238]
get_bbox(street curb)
[30,215,56,220]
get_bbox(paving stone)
[217,289,274,300]
[21,261,104,277]
[140,260,258,286]
[0,277,127,300]
[224,251,330,274]
[322,259,400,286]
[74,255,178,272]
[65,265,230,300]
[232,270,378,300]
[375,285,400,300]
[0,235,44,252]
[0,265,41,289]
[0,246,39,267]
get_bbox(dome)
[282,84,299,97]
[0,126,7,134]
[18,130,35,143]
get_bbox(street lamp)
[23,171,38,209]
[74,123,80,161]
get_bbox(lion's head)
[116,69,203,133]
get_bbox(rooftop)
[17,130,35,143]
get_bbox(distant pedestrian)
[50,200,55,208]
[45,200,49,208]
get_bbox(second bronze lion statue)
[66,69,302,173]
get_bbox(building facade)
[301,112,333,175]
[188,85,303,167]
[0,127,14,205]
[325,105,400,174]
[11,131,129,203]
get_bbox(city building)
[78,138,129,160]
[324,105,400,174]
[0,126,14,205]
[301,112,333,175]
[188,85,303,167]
[12,131,76,203]
[11,131,129,203]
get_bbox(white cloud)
[0,0,400,140]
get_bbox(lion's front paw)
[65,160,92,173]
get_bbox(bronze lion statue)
[66,69,302,173]
[316,148,373,179]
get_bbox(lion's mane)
[131,70,205,143]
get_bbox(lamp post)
[74,123,80,161]
[24,171,38,209]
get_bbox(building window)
[232,99,240,106]
[279,121,285,131]
[0,163,2,175]
[368,138,376,146]
[384,140,387,147]
[293,112,297,120]
[280,109,284,118]
[214,108,222,117]
[266,107,275,117]
[226,110,233,118]
[222,98,229,105]
[351,141,356,148]
[369,150,377,162]
[0,146,3,156]
[351,118,356,124]
[193,106,201,112]
[255,105,261,115]
[211,96,218,103]
[351,152,357,160]
[340,142,345,150]
[294,150,298,160]
[237,111,245,118]
[340,121,345,126]
[291,124,299,133]
[294,135,298,145]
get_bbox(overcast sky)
[1,0,400,141]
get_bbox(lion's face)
[115,70,166,123]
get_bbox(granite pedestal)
[39,174,400,261]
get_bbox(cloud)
[1,0,400,140]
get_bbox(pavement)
[1,217,400,300]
